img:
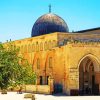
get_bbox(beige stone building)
[4,12,100,95]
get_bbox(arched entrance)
[79,55,100,95]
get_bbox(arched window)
[34,43,36,52]
[22,45,24,53]
[30,45,32,52]
[26,45,28,53]
[46,42,49,50]
[28,44,31,53]
[32,44,34,52]
[52,40,57,48]
[36,42,39,52]
[48,41,51,49]
[40,42,43,51]
[23,45,25,53]
[24,45,27,53]
[37,58,40,69]
[44,42,47,50]
[49,57,52,68]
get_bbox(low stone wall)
[24,85,36,92]
[2,85,51,94]
[24,85,50,94]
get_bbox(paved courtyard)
[0,92,99,100]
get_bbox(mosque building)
[4,6,100,95]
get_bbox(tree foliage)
[0,43,36,89]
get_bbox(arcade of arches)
[4,32,100,95]
[3,9,100,95]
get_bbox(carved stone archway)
[78,54,100,95]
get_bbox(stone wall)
[64,42,100,95]
[3,32,100,95]
[24,85,50,94]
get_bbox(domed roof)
[31,13,69,37]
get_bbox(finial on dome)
[49,4,51,13]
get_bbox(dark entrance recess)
[46,76,49,85]
[40,76,43,85]
[70,89,79,96]
[92,75,99,95]
[54,83,63,94]
[79,57,99,96]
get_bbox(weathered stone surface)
[4,32,100,95]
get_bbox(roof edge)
[74,27,100,33]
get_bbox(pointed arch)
[78,53,100,95]
[32,52,42,70]
[78,53,100,72]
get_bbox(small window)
[37,58,40,69]
[30,45,32,52]
[24,45,26,53]
[40,42,43,51]
[28,44,32,53]
[46,42,49,49]
[48,41,51,49]
[40,76,43,85]
[22,45,24,53]
[36,43,39,51]
[34,44,36,52]
[49,57,52,68]
[52,40,56,47]
[32,44,34,52]
[44,42,47,50]
[24,45,27,53]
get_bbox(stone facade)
[4,30,100,95]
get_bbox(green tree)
[0,43,36,90]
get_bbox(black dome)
[31,13,69,37]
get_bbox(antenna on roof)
[49,4,51,13]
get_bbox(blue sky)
[0,0,100,42]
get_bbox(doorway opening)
[79,55,99,95]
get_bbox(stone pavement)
[0,92,99,100]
